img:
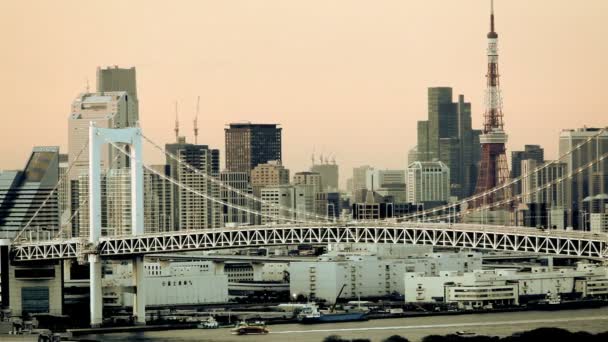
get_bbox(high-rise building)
[260,184,315,224]
[474,2,511,207]
[68,66,140,237]
[366,169,407,203]
[96,66,138,125]
[407,146,420,167]
[76,172,107,237]
[352,165,373,202]
[225,123,282,175]
[0,147,60,239]
[416,88,481,198]
[512,145,544,194]
[406,161,450,205]
[220,171,256,226]
[57,154,70,222]
[520,160,566,208]
[250,161,290,197]
[76,166,174,236]
[559,127,608,228]
[146,165,174,233]
[260,185,294,225]
[310,158,339,192]
[293,171,323,193]
[165,138,221,230]
[105,168,131,236]
[68,92,135,180]
[315,192,341,219]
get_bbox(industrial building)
[289,248,481,303]
[104,260,229,307]
[404,263,608,309]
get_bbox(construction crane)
[330,284,348,313]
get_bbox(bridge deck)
[10,223,608,261]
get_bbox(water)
[79,307,608,342]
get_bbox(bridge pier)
[132,256,145,325]
[89,255,103,327]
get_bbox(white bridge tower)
[88,123,145,327]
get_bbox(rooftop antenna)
[85,78,90,93]
[490,0,495,33]
[174,101,180,142]
[194,96,200,144]
[311,147,316,166]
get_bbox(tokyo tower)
[474,0,511,206]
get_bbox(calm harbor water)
[79,307,608,342]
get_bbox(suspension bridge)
[1,124,607,326]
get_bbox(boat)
[197,316,219,329]
[528,292,607,311]
[230,321,269,335]
[455,330,476,337]
[297,303,368,324]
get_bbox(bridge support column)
[132,256,145,325]
[89,255,103,327]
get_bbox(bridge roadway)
[11,222,608,261]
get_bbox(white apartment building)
[260,184,316,224]
[590,213,608,233]
[289,251,481,303]
[404,263,608,307]
[406,161,450,204]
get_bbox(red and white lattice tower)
[474,0,511,206]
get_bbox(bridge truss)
[12,223,608,261]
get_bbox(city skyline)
[1,0,607,177]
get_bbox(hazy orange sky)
[1,0,607,181]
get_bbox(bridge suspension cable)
[141,133,332,223]
[426,150,608,223]
[51,152,124,240]
[108,140,321,225]
[12,140,90,242]
[402,127,607,222]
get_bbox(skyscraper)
[310,157,339,192]
[68,66,139,237]
[406,161,450,205]
[220,171,256,226]
[166,137,221,230]
[520,159,566,208]
[96,66,138,126]
[352,165,373,202]
[225,123,282,175]
[511,145,545,194]
[474,1,510,206]
[416,88,481,198]
[146,165,174,233]
[0,147,60,239]
[250,160,290,197]
[559,127,608,228]
[260,184,315,224]
[293,171,323,193]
